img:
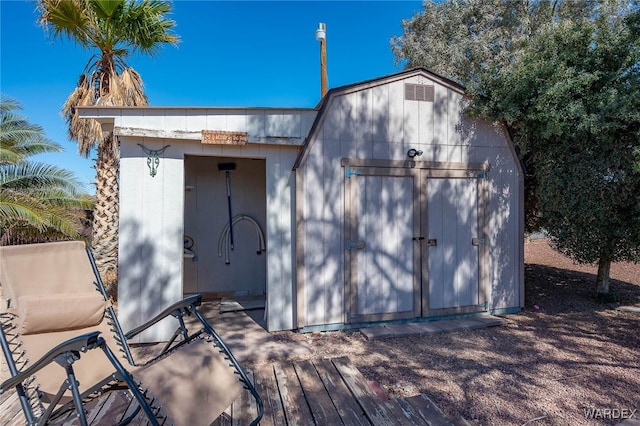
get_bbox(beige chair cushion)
[20,320,130,405]
[133,339,245,426]
[1,241,247,424]
[0,241,95,303]
[17,293,106,335]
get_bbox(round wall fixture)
[407,148,423,158]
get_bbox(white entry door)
[425,177,483,314]
[344,167,420,322]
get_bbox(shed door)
[344,167,421,323]
[423,177,485,315]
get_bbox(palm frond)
[118,0,179,56]
[0,190,50,231]
[1,162,82,192]
[0,95,20,112]
[62,78,105,156]
[0,179,90,242]
[1,94,61,164]
[37,0,93,48]
[1,94,91,243]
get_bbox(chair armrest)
[124,294,203,340]
[0,332,102,393]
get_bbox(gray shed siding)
[80,106,315,340]
[298,71,523,327]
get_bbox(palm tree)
[0,94,92,245]
[37,0,179,288]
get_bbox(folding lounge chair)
[0,241,263,425]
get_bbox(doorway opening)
[183,156,267,327]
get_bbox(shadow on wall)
[118,218,183,342]
[301,87,399,324]
[265,155,296,331]
[428,177,480,309]
[304,85,474,322]
[456,102,521,311]
[488,149,518,311]
[245,109,308,141]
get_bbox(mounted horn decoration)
[137,144,170,177]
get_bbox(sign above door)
[201,130,248,145]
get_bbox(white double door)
[345,166,485,322]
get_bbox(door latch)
[346,240,365,250]
[427,238,437,247]
[472,237,486,246]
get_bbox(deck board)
[252,364,286,426]
[294,359,343,425]
[1,357,449,425]
[273,362,314,426]
[314,358,370,426]
[232,369,258,426]
[402,394,457,426]
[383,398,426,426]
[0,391,25,426]
[211,405,232,426]
[332,356,398,425]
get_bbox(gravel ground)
[268,239,640,426]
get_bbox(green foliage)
[0,95,93,244]
[392,0,597,93]
[393,1,640,292]
[0,96,63,164]
[478,10,640,269]
[38,0,179,61]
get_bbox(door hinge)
[345,167,362,178]
[346,240,365,250]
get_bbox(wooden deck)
[1,356,457,426]
[219,356,458,426]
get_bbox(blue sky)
[1,0,422,193]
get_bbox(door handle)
[412,237,425,241]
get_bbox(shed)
[80,68,523,341]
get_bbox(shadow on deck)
[0,300,476,425]
[217,356,462,426]
[0,356,460,426]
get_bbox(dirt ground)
[270,239,640,426]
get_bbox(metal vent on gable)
[405,83,434,102]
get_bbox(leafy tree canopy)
[392,0,599,93]
[393,1,640,295]
[478,9,640,292]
